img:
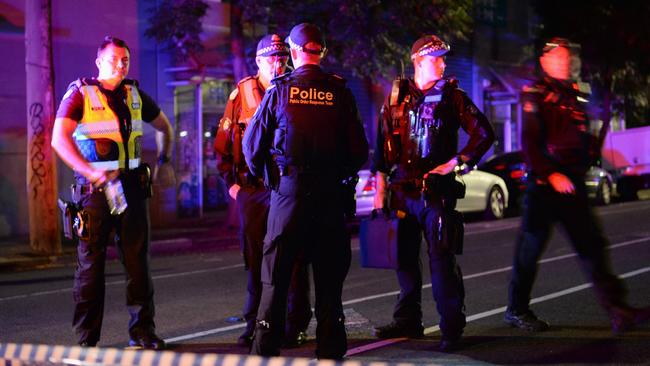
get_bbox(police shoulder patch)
[229,88,239,101]
[220,117,232,131]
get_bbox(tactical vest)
[384,78,450,168]
[72,80,143,171]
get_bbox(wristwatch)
[158,153,171,165]
[455,155,464,166]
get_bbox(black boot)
[609,304,650,335]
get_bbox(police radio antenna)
[400,59,405,80]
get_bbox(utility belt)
[59,164,152,241]
[390,174,465,208]
[279,164,314,176]
[71,164,152,202]
[237,170,265,187]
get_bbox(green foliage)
[144,0,209,61]
[236,0,472,80]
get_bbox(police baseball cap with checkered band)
[286,23,326,55]
[256,34,289,57]
[410,35,450,60]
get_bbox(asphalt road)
[2,199,650,365]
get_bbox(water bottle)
[105,177,127,215]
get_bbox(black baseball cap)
[286,23,326,55]
[256,34,289,57]
[410,35,450,60]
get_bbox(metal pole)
[195,83,204,217]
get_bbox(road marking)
[0,263,244,302]
[344,265,650,356]
[157,237,650,344]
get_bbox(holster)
[136,163,153,198]
[341,175,359,219]
[436,209,464,255]
[57,198,78,240]
[264,159,280,190]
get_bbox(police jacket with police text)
[243,64,368,183]
[372,78,494,180]
[521,76,596,180]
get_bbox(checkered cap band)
[410,40,450,60]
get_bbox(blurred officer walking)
[505,37,650,334]
[213,34,311,347]
[371,35,495,352]
[243,23,368,359]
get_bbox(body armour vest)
[72,79,143,171]
[271,69,348,169]
[384,78,455,172]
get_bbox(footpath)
[0,209,240,272]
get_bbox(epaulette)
[123,78,139,87]
[328,73,347,86]
[522,84,543,94]
[271,72,292,85]
[72,77,99,88]
[237,75,256,86]
[444,76,458,88]
[229,88,239,100]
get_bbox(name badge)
[424,95,442,103]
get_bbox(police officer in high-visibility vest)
[214,34,312,348]
[372,35,495,352]
[51,36,174,349]
[243,23,368,359]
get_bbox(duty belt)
[279,165,313,176]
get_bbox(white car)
[355,168,509,220]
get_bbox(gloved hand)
[373,171,388,209]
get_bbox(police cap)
[410,35,450,60]
[286,23,326,55]
[542,37,580,54]
[256,34,289,57]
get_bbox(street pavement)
[2,199,650,365]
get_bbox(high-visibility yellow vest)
[72,80,143,170]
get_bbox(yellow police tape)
[0,343,404,366]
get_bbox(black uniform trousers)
[72,171,155,345]
[251,171,351,360]
[508,179,626,314]
[235,184,312,338]
[388,179,466,340]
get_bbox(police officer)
[213,34,312,347]
[505,38,650,334]
[243,23,368,359]
[51,36,173,349]
[372,35,495,352]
